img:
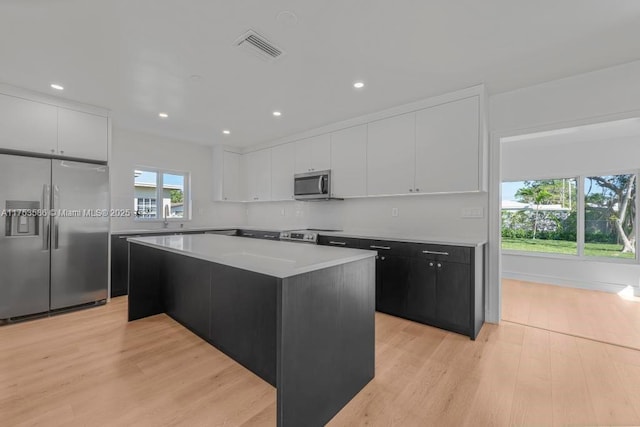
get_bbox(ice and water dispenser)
[4,201,40,237]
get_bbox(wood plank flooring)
[503,278,640,350]
[2,296,640,426]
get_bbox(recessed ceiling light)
[353,81,365,89]
[222,130,231,135]
[50,83,64,90]
[158,112,169,118]
[272,111,282,117]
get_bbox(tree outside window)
[502,174,636,259]
[585,174,636,257]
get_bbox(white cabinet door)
[366,112,416,196]
[294,139,312,174]
[415,96,479,193]
[271,143,295,201]
[222,151,243,201]
[331,125,367,197]
[246,149,271,201]
[58,108,108,161]
[310,134,331,171]
[0,93,58,155]
[295,134,331,173]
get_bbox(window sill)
[502,249,637,264]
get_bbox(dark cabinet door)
[376,255,411,316]
[435,261,471,333]
[110,235,129,297]
[406,258,437,322]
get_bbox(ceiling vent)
[234,30,284,62]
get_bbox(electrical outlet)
[461,207,484,218]
[391,207,399,217]
[280,208,286,216]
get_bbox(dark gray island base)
[127,236,375,427]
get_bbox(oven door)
[294,172,329,199]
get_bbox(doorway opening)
[498,117,640,349]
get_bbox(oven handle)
[318,176,324,194]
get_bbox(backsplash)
[247,192,488,239]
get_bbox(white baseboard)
[502,270,629,294]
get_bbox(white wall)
[110,128,246,231]
[489,59,640,319]
[247,193,488,241]
[502,134,640,180]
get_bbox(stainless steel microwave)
[294,170,331,200]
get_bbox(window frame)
[501,169,638,264]
[133,166,191,222]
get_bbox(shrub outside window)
[502,179,577,255]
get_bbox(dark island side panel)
[277,257,375,427]
[209,264,278,386]
[163,254,212,340]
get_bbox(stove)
[279,230,318,244]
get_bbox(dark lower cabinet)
[376,255,411,317]
[318,235,485,339]
[406,258,437,322]
[435,261,471,333]
[110,235,129,297]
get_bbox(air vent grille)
[235,30,284,62]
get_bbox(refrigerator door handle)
[43,184,51,250]
[53,185,60,250]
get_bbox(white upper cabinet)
[415,96,480,193]
[0,91,109,162]
[217,87,485,202]
[330,125,367,197]
[366,112,416,196]
[245,149,271,201]
[222,151,243,201]
[271,143,295,201]
[0,93,58,155]
[294,134,331,174]
[57,108,108,161]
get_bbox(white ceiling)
[1,0,640,148]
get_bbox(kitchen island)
[127,234,376,427]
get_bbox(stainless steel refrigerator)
[0,153,109,320]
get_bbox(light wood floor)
[2,297,640,426]
[503,278,640,350]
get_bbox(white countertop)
[112,225,487,247]
[128,234,376,278]
[111,225,294,235]
[318,230,487,247]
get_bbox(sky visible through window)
[135,170,183,188]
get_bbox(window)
[502,179,577,255]
[502,174,637,261]
[134,169,189,220]
[584,174,636,258]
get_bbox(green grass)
[502,238,635,259]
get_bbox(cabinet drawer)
[317,236,362,248]
[238,229,279,240]
[258,231,280,240]
[411,243,470,264]
[361,239,412,257]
